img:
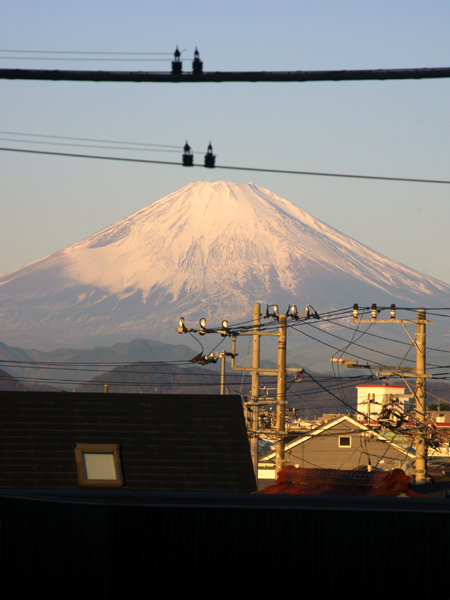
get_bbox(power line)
[0,358,194,367]
[0,50,173,55]
[1,145,449,185]
[0,130,181,148]
[0,57,170,62]
[1,65,450,83]
[303,321,417,364]
[0,137,181,154]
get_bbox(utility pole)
[228,305,306,482]
[175,303,307,485]
[415,309,427,485]
[334,304,432,485]
[250,304,261,478]
[275,313,287,477]
[220,350,226,395]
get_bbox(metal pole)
[275,313,287,477]
[250,303,261,481]
[414,309,427,485]
[220,351,226,395]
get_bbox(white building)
[356,384,406,424]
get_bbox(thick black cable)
[2,65,450,82]
[303,371,365,418]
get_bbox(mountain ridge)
[0,337,200,387]
[0,181,449,355]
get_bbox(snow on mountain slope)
[0,181,449,351]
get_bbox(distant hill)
[0,368,27,391]
[0,337,199,389]
[73,362,363,416]
[74,362,252,395]
[0,368,63,392]
[1,334,449,417]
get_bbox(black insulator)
[182,141,194,166]
[172,46,182,75]
[192,47,203,74]
[204,142,215,168]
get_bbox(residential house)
[258,415,415,484]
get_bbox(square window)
[75,444,123,487]
[339,436,351,448]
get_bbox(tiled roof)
[0,390,255,493]
[356,384,404,388]
[255,466,424,497]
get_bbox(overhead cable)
[1,146,449,185]
[1,65,450,82]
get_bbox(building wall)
[286,421,412,472]
[356,384,405,422]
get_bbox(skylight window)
[75,444,123,486]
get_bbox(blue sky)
[1,1,449,283]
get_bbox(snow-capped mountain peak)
[0,181,449,350]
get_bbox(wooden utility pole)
[181,303,305,486]
[275,314,287,477]
[220,351,226,395]
[341,304,432,485]
[250,304,261,477]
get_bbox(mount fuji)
[1,181,449,354]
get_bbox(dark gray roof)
[0,391,255,493]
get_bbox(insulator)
[172,46,182,75]
[204,142,215,168]
[390,304,396,319]
[192,47,203,74]
[190,352,204,363]
[371,303,377,319]
[182,141,194,166]
[198,317,206,335]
